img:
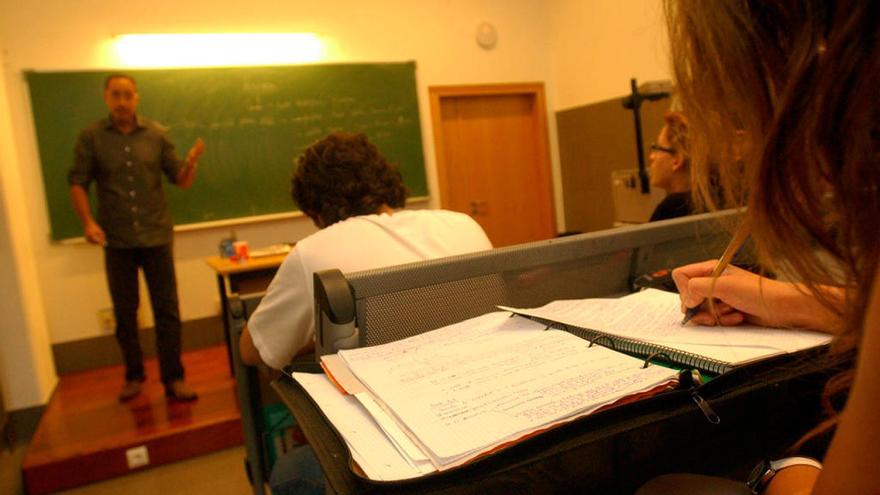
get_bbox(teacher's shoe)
[165,380,198,402]
[118,380,142,402]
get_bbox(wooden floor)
[21,345,243,495]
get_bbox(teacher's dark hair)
[291,132,408,228]
[104,73,137,90]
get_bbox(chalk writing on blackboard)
[26,62,427,241]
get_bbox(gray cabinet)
[556,96,668,233]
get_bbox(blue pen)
[681,227,751,325]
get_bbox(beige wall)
[0,49,58,409]
[549,0,670,110]
[0,0,670,410]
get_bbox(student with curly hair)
[240,132,492,370]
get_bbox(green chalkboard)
[26,63,426,241]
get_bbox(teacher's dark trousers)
[104,244,184,384]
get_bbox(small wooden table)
[205,253,289,373]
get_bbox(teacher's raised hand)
[176,138,206,189]
[186,137,206,167]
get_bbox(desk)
[269,212,836,494]
[273,351,839,495]
[205,254,288,374]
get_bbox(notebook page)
[338,312,677,466]
[500,289,830,365]
[292,372,434,480]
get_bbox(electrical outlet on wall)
[125,445,150,469]
[97,308,115,334]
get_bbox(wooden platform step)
[22,345,243,494]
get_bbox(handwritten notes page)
[500,289,831,365]
[291,372,434,480]
[335,312,678,469]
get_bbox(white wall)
[0,0,557,347]
[0,0,672,409]
[548,0,670,109]
[0,48,58,409]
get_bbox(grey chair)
[227,291,270,495]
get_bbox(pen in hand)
[681,226,751,325]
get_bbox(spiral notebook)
[309,311,680,477]
[498,289,833,374]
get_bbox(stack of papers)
[292,373,435,480]
[292,311,679,480]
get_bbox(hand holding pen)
[675,227,751,326]
[672,254,844,330]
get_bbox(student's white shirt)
[247,209,493,369]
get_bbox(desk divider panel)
[324,210,741,351]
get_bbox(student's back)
[295,209,490,274]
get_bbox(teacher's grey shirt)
[69,115,185,248]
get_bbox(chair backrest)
[228,292,266,343]
[225,291,270,492]
[315,210,743,356]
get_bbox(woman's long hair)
[665,0,879,444]
[665,0,878,349]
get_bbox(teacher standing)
[68,74,205,402]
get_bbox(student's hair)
[662,111,690,169]
[290,132,408,228]
[104,73,137,90]
[665,0,879,440]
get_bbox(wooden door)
[430,84,556,247]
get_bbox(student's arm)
[237,250,314,369]
[294,339,316,359]
[672,261,843,332]
[811,265,880,495]
[239,325,315,367]
[239,326,266,367]
[174,138,205,189]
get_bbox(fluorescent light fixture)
[114,33,324,67]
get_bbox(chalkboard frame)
[26,62,427,241]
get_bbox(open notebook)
[291,289,831,480]
[499,288,832,374]
[294,311,679,480]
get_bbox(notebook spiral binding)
[642,351,673,368]
[510,313,730,375]
[588,335,617,349]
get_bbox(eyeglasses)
[649,143,676,154]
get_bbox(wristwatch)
[746,456,823,494]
